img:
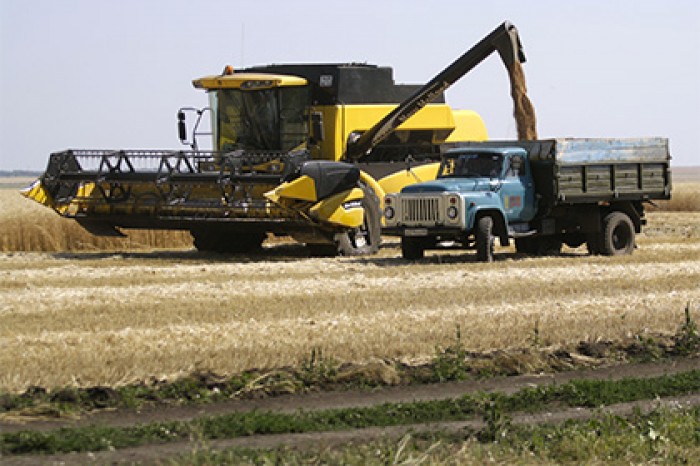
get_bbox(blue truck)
[383,138,671,261]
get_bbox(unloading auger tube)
[345,21,525,161]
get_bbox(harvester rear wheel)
[334,185,381,256]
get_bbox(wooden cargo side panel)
[555,163,669,203]
[546,138,671,204]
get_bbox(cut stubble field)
[0,185,699,393]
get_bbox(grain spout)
[509,60,538,140]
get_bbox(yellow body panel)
[445,110,488,142]
[193,73,307,90]
[309,188,365,228]
[311,104,454,161]
[20,180,54,208]
[310,104,488,162]
[377,163,441,195]
[265,175,317,203]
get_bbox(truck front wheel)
[475,216,495,262]
[600,211,635,256]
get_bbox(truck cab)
[384,147,536,260]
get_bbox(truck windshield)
[214,87,308,152]
[439,153,503,178]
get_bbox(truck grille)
[401,197,442,224]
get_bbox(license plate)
[404,228,428,237]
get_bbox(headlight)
[384,206,395,220]
[447,206,458,219]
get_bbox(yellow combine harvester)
[23,22,526,255]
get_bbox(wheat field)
[0,187,192,252]
[0,182,698,392]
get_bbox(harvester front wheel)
[334,186,381,256]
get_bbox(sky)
[0,0,698,170]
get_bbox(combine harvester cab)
[23,22,530,256]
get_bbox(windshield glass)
[215,87,308,151]
[439,153,504,178]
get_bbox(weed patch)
[2,369,699,456]
[173,407,700,465]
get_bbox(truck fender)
[470,208,510,246]
[607,201,644,233]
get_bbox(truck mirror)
[510,155,523,176]
[311,112,324,143]
[177,111,187,142]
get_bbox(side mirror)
[510,155,523,175]
[177,111,187,142]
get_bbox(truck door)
[499,153,536,222]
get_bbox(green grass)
[2,369,699,456]
[176,407,700,465]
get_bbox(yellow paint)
[265,175,317,204]
[445,110,488,142]
[19,180,54,208]
[193,73,307,90]
[359,171,385,208]
[310,104,458,161]
[309,104,488,162]
[377,163,441,195]
[310,188,365,228]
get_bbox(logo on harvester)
[342,200,362,210]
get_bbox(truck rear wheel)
[600,211,635,256]
[334,185,381,256]
[191,229,266,254]
[475,216,495,262]
[401,237,425,260]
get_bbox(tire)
[191,228,266,254]
[475,216,495,262]
[401,237,425,260]
[334,185,382,256]
[600,211,635,256]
